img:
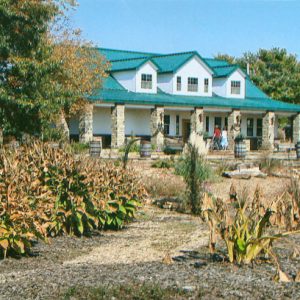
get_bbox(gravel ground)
[0,204,299,300]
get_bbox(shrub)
[0,141,146,257]
[151,158,174,169]
[175,144,212,214]
[69,142,89,154]
[259,153,282,175]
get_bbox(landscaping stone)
[223,168,267,179]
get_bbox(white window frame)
[204,78,209,93]
[231,80,241,95]
[141,74,152,89]
[176,76,181,91]
[188,77,198,92]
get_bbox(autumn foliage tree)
[0,0,108,142]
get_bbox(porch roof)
[89,82,300,113]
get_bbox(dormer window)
[176,76,181,91]
[141,74,152,89]
[188,77,198,92]
[231,81,241,95]
[204,78,209,93]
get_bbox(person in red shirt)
[213,125,221,149]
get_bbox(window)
[206,116,209,132]
[257,118,262,137]
[247,118,254,137]
[204,78,209,93]
[164,115,170,135]
[188,77,198,92]
[141,74,152,89]
[176,115,180,136]
[225,117,228,129]
[231,81,241,95]
[176,77,181,91]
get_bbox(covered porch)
[69,102,300,152]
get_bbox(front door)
[182,119,191,143]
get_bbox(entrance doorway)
[182,119,191,143]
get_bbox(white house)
[69,48,300,151]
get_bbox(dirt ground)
[0,162,300,299]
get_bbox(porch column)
[293,113,300,144]
[111,103,125,149]
[190,107,204,135]
[151,106,164,151]
[228,109,241,150]
[79,103,93,143]
[262,111,275,150]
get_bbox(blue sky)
[71,0,300,58]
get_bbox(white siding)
[136,61,157,94]
[157,73,173,94]
[212,78,227,97]
[172,56,213,96]
[93,107,112,135]
[125,108,151,136]
[112,70,136,92]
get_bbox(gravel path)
[0,204,299,299]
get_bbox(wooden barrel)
[90,140,101,157]
[140,141,152,158]
[234,141,247,159]
[296,141,300,160]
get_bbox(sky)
[70,0,300,58]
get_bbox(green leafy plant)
[175,144,212,214]
[201,192,300,264]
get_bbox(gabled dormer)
[109,57,159,94]
[154,52,214,96]
[212,65,246,98]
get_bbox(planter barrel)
[296,141,300,160]
[234,140,247,159]
[89,140,101,157]
[140,141,152,158]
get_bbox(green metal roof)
[97,47,155,61]
[203,58,230,68]
[109,57,159,72]
[245,77,269,99]
[101,75,125,90]
[212,65,245,78]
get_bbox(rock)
[210,253,224,263]
[223,168,267,179]
[182,286,196,293]
[194,261,207,268]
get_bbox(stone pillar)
[151,106,164,151]
[79,103,93,143]
[228,109,241,150]
[293,113,300,144]
[189,107,207,155]
[111,103,125,149]
[190,107,204,134]
[262,111,275,150]
[56,111,70,141]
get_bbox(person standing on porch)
[221,126,228,150]
[213,125,221,149]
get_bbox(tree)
[215,48,300,104]
[0,0,107,142]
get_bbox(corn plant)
[201,192,300,264]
